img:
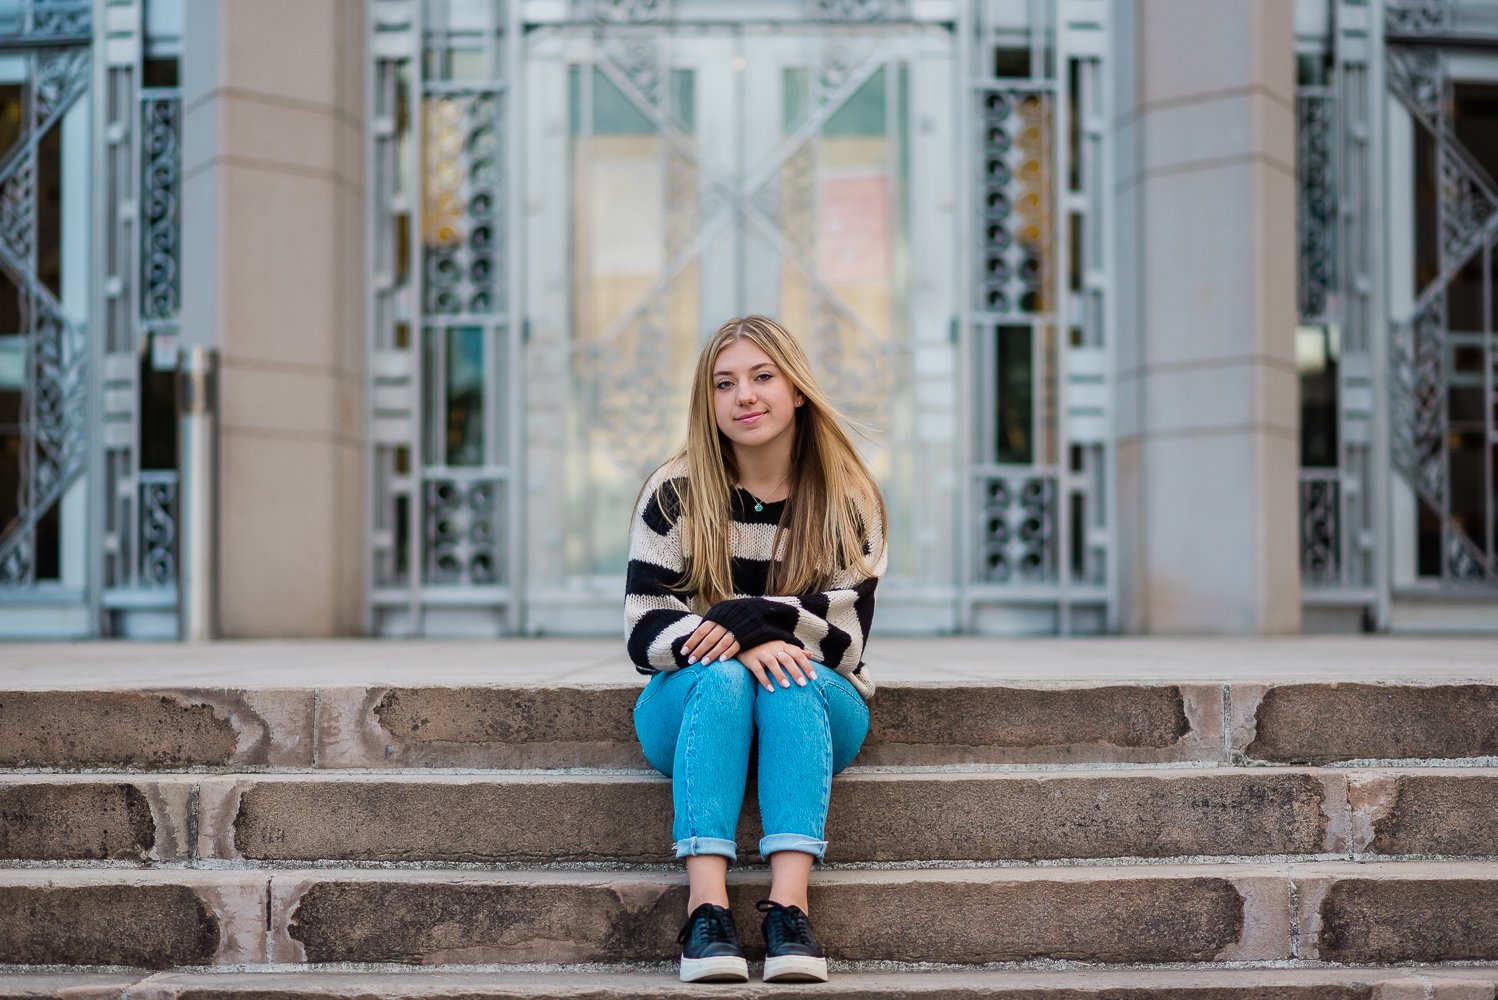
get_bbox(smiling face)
[711,337,805,458]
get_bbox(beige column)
[1113,0,1301,632]
[179,0,365,636]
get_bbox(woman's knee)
[753,671,831,728]
[691,658,756,701]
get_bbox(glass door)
[522,23,958,632]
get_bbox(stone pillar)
[1113,0,1301,633]
[180,0,365,636]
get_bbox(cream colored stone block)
[337,0,367,118]
[1141,431,1299,633]
[335,180,367,379]
[336,439,365,633]
[1257,430,1302,632]
[219,361,342,441]
[333,109,365,191]
[219,431,340,637]
[1138,0,1295,109]
[1255,163,1299,364]
[218,165,340,369]
[1140,161,1295,367]
[219,0,342,109]
[1217,874,1293,962]
[1139,91,1295,181]
[1140,360,1298,439]
[219,93,343,177]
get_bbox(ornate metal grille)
[1299,471,1342,585]
[138,469,177,587]
[0,6,92,589]
[963,0,1113,633]
[1292,1,1380,608]
[1385,8,1498,589]
[94,0,183,635]
[369,0,959,633]
[368,0,517,635]
[1297,92,1335,324]
[140,95,180,324]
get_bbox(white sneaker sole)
[763,954,829,983]
[679,954,749,983]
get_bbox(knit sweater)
[624,457,886,699]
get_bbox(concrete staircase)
[3,646,1498,998]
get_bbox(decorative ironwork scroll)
[1299,474,1341,585]
[1381,26,1498,588]
[1386,0,1451,36]
[1297,93,1335,322]
[0,20,94,589]
[141,96,181,323]
[810,0,909,22]
[1386,46,1442,123]
[138,471,178,587]
[85,4,186,620]
[27,0,91,40]
[590,0,664,23]
[1438,146,1497,271]
[1392,297,1445,511]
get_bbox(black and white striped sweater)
[624,458,886,700]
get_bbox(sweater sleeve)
[703,497,886,674]
[624,469,704,674]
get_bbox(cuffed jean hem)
[759,833,829,861]
[673,835,738,861]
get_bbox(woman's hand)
[739,640,817,691]
[683,620,739,665]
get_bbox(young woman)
[624,315,887,984]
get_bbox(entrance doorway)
[521,23,960,632]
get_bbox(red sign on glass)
[818,173,889,285]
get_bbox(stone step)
[12,766,1498,866]
[5,968,1498,1000]
[14,767,1498,866]
[3,681,1496,771]
[4,863,1498,969]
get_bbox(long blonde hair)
[660,315,886,609]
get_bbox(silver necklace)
[741,472,790,513]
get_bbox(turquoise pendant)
[754,502,764,512]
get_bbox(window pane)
[446,326,485,466]
[824,68,885,137]
[996,325,1033,465]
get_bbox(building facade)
[0,0,1493,639]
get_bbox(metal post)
[177,346,219,641]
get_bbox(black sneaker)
[757,899,828,983]
[676,902,749,983]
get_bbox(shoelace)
[756,899,813,950]
[678,904,735,947]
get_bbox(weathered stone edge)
[3,864,1498,968]
[2,681,1496,771]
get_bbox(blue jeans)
[633,659,870,862]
